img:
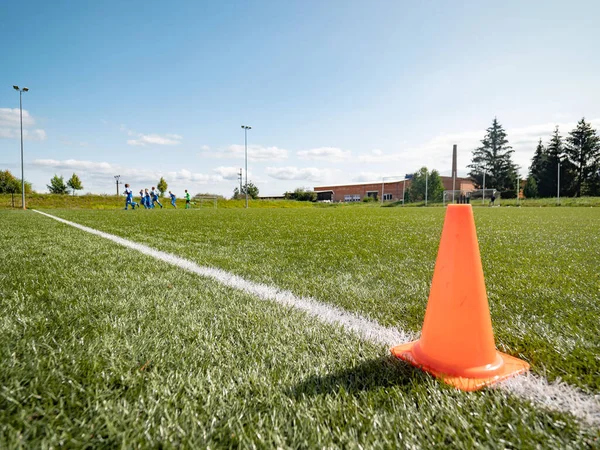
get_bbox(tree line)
[468,118,600,198]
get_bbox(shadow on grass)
[289,356,426,398]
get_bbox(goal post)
[193,196,218,209]
[443,189,500,206]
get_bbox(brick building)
[314,176,475,202]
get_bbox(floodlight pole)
[14,86,28,209]
[241,125,251,208]
[114,175,121,196]
[557,160,561,206]
[482,169,486,205]
[425,170,428,206]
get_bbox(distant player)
[139,189,147,208]
[145,189,153,208]
[123,184,137,210]
[169,191,177,208]
[151,186,163,208]
[184,190,191,209]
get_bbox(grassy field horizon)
[3,193,600,210]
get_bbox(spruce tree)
[468,118,518,191]
[523,177,538,198]
[539,127,575,197]
[565,118,600,197]
[528,139,546,184]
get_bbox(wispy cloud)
[297,147,350,162]
[120,125,183,146]
[31,159,221,185]
[200,144,288,161]
[266,166,336,181]
[351,171,388,182]
[0,107,46,141]
[212,166,241,180]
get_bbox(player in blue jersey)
[169,191,177,208]
[139,189,147,208]
[123,184,138,210]
[151,186,163,208]
[144,189,153,208]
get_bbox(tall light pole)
[114,175,121,196]
[481,166,487,205]
[557,159,561,206]
[425,170,428,206]
[241,125,251,208]
[13,85,29,210]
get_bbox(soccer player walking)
[124,184,138,210]
[184,190,191,209]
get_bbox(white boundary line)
[32,210,600,427]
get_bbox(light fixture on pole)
[114,175,121,196]
[241,125,251,208]
[13,85,29,210]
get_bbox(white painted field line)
[33,210,600,427]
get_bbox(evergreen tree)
[565,118,600,197]
[157,177,168,196]
[47,174,69,194]
[528,139,546,184]
[468,118,518,192]
[537,127,574,198]
[408,167,444,203]
[66,173,83,196]
[523,176,538,198]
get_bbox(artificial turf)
[0,210,598,447]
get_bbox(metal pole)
[452,144,457,204]
[557,161,560,206]
[425,170,428,206]
[244,128,248,208]
[19,91,25,210]
[482,170,486,204]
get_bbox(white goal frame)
[443,189,500,206]
[193,196,218,209]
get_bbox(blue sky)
[1,0,600,196]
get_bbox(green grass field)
[1,207,599,447]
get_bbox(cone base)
[391,341,530,392]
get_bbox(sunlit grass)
[0,210,597,447]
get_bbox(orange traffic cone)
[391,204,529,391]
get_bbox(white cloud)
[32,159,221,185]
[212,166,241,180]
[0,107,46,141]
[352,171,387,182]
[266,166,336,181]
[120,125,183,146]
[358,149,403,163]
[201,144,288,161]
[297,147,350,162]
[0,108,35,128]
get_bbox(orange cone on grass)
[391,204,529,391]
